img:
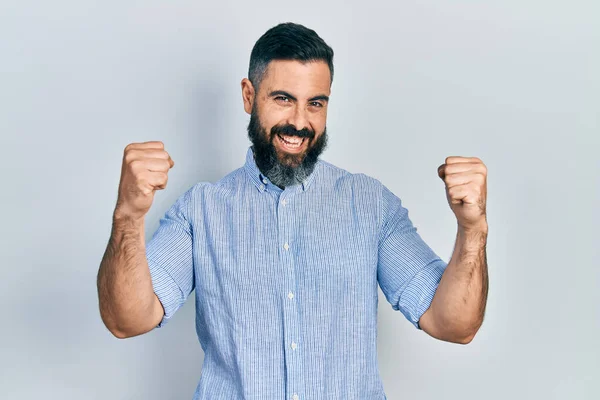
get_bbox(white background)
[1,1,598,398]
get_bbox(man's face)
[242,59,331,188]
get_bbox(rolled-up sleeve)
[377,182,448,329]
[146,186,196,328]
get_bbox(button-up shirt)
[146,146,448,400]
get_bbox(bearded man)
[97,22,489,400]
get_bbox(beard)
[246,104,328,189]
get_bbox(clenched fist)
[114,141,174,221]
[437,156,487,232]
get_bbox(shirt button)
[292,394,299,400]
[287,292,294,300]
[284,242,289,250]
[281,199,287,206]
[291,342,297,350]
[262,178,268,184]
[260,184,265,190]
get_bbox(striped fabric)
[146,146,448,400]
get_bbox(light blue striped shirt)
[146,146,448,400]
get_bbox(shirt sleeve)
[146,185,196,328]
[377,182,448,330]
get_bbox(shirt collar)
[243,146,320,193]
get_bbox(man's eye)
[310,102,323,108]
[275,96,289,102]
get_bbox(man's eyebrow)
[269,90,297,102]
[308,94,329,102]
[268,90,329,103]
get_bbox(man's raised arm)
[97,141,174,339]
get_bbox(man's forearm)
[97,214,161,338]
[429,221,489,342]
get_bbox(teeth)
[284,137,301,144]
[279,134,303,146]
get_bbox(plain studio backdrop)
[1,1,598,399]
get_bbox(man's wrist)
[458,219,488,235]
[113,209,145,229]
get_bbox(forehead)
[260,59,331,96]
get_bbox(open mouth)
[276,134,305,151]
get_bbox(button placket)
[277,190,304,400]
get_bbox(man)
[97,22,489,400]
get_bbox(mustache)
[270,124,315,140]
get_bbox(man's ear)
[241,78,255,115]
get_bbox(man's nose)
[287,106,310,133]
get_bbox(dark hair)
[248,22,334,92]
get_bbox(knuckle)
[124,150,136,163]
[129,159,143,171]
